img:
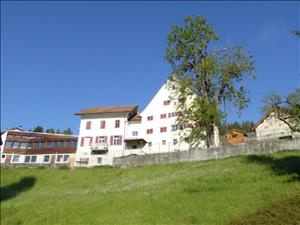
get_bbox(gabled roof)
[226,128,247,136]
[252,112,271,131]
[128,113,142,122]
[74,105,138,116]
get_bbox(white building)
[74,82,206,167]
[253,112,295,140]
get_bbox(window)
[132,131,138,136]
[160,127,167,133]
[63,155,69,162]
[86,121,91,130]
[232,134,238,138]
[160,114,167,119]
[53,142,58,148]
[97,157,102,164]
[40,142,45,148]
[146,129,153,134]
[27,143,33,149]
[171,125,178,131]
[2,154,5,158]
[57,155,63,162]
[47,142,54,148]
[113,136,120,145]
[12,155,20,162]
[115,120,120,128]
[147,116,153,121]
[162,140,166,145]
[19,142,26,149]
[5,141,13,148]
[12,142,20,148]
[24,156,30,162]
[163,100,170,105]
[168,112,177,118]
[148,142,152,147]
[78,158,89,165]
[59,141,65,148]
[66,141,71,147]
[184,137,190,143]
[72,141,78,147]
[44,155,50,162]
[31,156,37,163]
[100,120,106,129]
[98,136,106,143]
[34,142,40,148]
[173,139,178,145]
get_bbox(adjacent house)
[1,128,78,166]
[253,112,293,140]
[226,128,247,144]
[74,82,206,167]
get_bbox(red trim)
[95,136,99,143]
[89,137,93,144]
[110,136,113,145]
[104,136,108,143]
[119,135,122,145]
[86,121,91,129]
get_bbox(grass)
[1,150,300,225]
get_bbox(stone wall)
[112,138,300,168]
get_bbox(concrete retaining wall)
[112,138,300,168]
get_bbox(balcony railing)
[90,143,109,150]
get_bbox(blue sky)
[1,1,299,134]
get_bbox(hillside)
[1,150,300,225]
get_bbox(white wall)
[256,114,292,140]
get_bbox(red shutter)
[80,137,84,147]
[95,136,99,143]
[110,136,113,145]
[104,136,108,143]
[89,137,93,144]
[119,135,122,145]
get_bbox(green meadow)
[1,150,300,225]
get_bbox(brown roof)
[129,114,142,122]
[5,130,77,141]
[74,105,138,115]
[252,113,270,131]
[227,128,247,135]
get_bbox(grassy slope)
[1,150,300,225]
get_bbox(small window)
[2,154,5,158]
[173,139,178,145]
[232,134,238,138]
[40,142,45,148]
[171,125,178,131]
[160,114,167,119]
[24,156,30,162]
[115,120,120,128]
[163,100,170,105]
[44,155,50,162]
[86,121,92,130]
[31,156,37,162]
[147,116,153,121]
[5,141,13,148]
[184,137,190,143]
[47,142,54,148]
[20,142,26,149]
[98,136,105,143]
[97,157,102,164]
[72,141,78,147]
[113,136,120,145]
[59,141,65,148]
[160,127,167,133]
[146,129,153,134]
[100,120,106,129]
[34,142,40,148]
[27,143,33,149]
[57,155,63,162]
[63,155,69,162]
[12,142,20,148]
[66,141,71,147]
[162,140,166,145]
[53,142,58,148]
[148,142,152,147]
[12,155,20,162]
[132,131,138,136]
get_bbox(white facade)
[75,82,208,167]
[254,113,293,140]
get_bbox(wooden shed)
[226,128,247,144]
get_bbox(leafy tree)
[165,16,255,147]
[261,89,300,132]
[218,121,256,136]
[46,128,55,133]
[33,125,44,133]
[63,128,72,135]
